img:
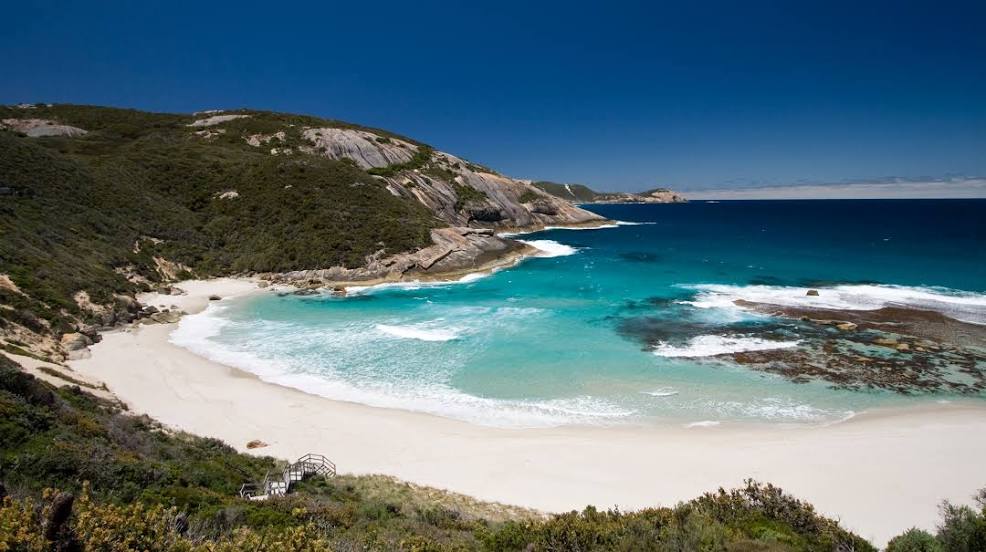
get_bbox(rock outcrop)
[271,227,535,287]
[187,114,250,127]
[290,127,606,230]
[1,118,87,137]
[303,128,419,169]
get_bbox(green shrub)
[518,190,541,203]
[936,500,986,552]
[887,528,943,552]
[452,182,488,210]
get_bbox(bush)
[518,190,541,203]
[887,528,942,552]
[937,499,986,552]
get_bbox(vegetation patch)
[367,145,435,177]
[453,183,489,211]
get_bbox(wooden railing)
[239,453,336,500]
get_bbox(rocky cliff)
[292,126,603,229]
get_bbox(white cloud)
[684,178,986,200]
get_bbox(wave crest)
[653,335,800,358]
[376,323,460,342]
[517,239,580,257]
[681,283,986,324]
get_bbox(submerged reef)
[728,302,986,394]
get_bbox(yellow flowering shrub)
[0,486,332,552]
[0,496,47,552]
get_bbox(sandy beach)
[67,278,986,547]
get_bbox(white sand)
[69,278,986,547]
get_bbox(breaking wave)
[517,239,580,257]
[652,335,800,358]
[169,303,631,428]
[376,323,461,342]
[680,283,986,324]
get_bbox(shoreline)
[66,277,986,547]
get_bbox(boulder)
[530,200,559,216]
[208,294,221,301]
[60,332,92,351]
[835,322,857,332]
[246,440,269,449]
[149,311,183,324]
[806,289,820,297]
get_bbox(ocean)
[171,200,986,428]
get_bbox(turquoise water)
[173,200,986,428]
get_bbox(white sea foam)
[170,306,633,428]
[680,283,986,324]
[686,420,721,428]
[503,221,658,236]
[704,398,840,422]
[545,223,619,231]
[642,388,679,397]
[376,323,460,342]
[170,303,230,342]
[653,335,800,358]
[345,270,492,295]
[517,239,579,257]
[498,222,625,237]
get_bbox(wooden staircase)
[239,453,336,501]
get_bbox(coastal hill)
[0,104,603,361]
[533,181,687,204]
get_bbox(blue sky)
[2,0,985,193]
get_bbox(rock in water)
[208,294,221,301]
[806,289,820,296]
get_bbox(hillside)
[534,181,687,204]
[0,104,604,361]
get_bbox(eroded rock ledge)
[267,227,536,288]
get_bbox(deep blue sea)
[172,200,986,428]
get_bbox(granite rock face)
[271,227,534,286]
[298,127,604,230]
[187,114,250,127]
[1,118,88,137]
[303,128,418,169]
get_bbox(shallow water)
[172,200,986,428]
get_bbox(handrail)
[240,452,335,500]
